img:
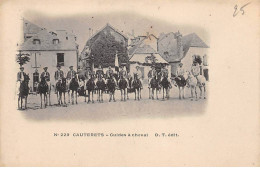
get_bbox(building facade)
[19,19,79,92]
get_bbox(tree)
[16,50,30,66]
[89,29,128,68]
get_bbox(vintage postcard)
[0,0,259,167]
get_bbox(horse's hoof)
[204,97,206,99]
[76,102,78,104]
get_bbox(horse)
[56,78,67,105]
[18,74,30,110]
[86,75,96,103]
[38,76,49,108]
[106,75,116,102]
[149,75,161,100]
[118,76,128,101]
[132,73,142,100]
[186,72,207,100]
[173,72,189,100]
[96,75,106,103]
[160,76,172,100]
[69,76,79,105]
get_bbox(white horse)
[187,72,206,100]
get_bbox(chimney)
[174,31,183,59]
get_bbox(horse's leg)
[137,89,140,100]
[149,87,151,99]
[85,90,86,102]
[124,89,126,101]
[101,91,103,102]
[121,89,123,101]
[64,92,66,104]
[191,87,194,101]
[40,94,42,108]
[68,91,70,103]
[182,87,185,99]
[18,96,20,109]
[113,92,116,102]
[134,90,136,100]
[21,96,23,109]
[195,87,198,100]
[178,86,181,99]
[71,91,74,105]
[92,91,94,103]
[163,88,165,100]
[45,94,47,108]
[88,91,90,103]
[25,96,27,109]
[199,86,202,99]
[48,88,51,106]
[204,85,206,99]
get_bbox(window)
[33,39,41,45]
[53,39,59,44]
[57,53,64,66]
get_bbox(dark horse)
[18,74,30,110]
[38,76,49,108]
[173,74,187,100]
[160,76,172,100]
[106,74,116,102]
[132,73,142,100]
[56,78,67,105]
[69,77,79,104]
[118,76,128,101]
[86,75,96,103]
[96,75,106,103]
[149,75,160,100]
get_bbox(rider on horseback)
[17,66,26,82]
[96,65,105,82]
[191,61,200,82]
[160,65,170,82]
[67,66,77,85]
[176,63,185,81]
[119,65,128,86]
[148,65,157,88]
[133,65,143,89]
[41,67,51,91]
[54,64,64,93]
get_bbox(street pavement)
[19,84,208,121]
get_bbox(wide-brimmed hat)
[20,66,24,69]
[136,65,140,68]
[56,64,61,67]
[179,63,183,66]
[69,66,73,68]
[43,67,48,69]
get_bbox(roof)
[23,18,44,35]
[87,23,128,43]
[129,53,168,64]
[128,34,158,57]
[158,32,209,62]
[20,29,78,51]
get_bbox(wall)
[180,47,208,73]
[22,50,77,90]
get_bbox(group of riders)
[16,59,205,109]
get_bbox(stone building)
[158,31,209,76]
[18,19,79,92]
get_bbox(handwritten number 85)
[233,2,251,17]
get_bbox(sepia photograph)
[0,0,259,167]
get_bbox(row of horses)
[17,71,207,110]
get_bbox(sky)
[23,11,209,52]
